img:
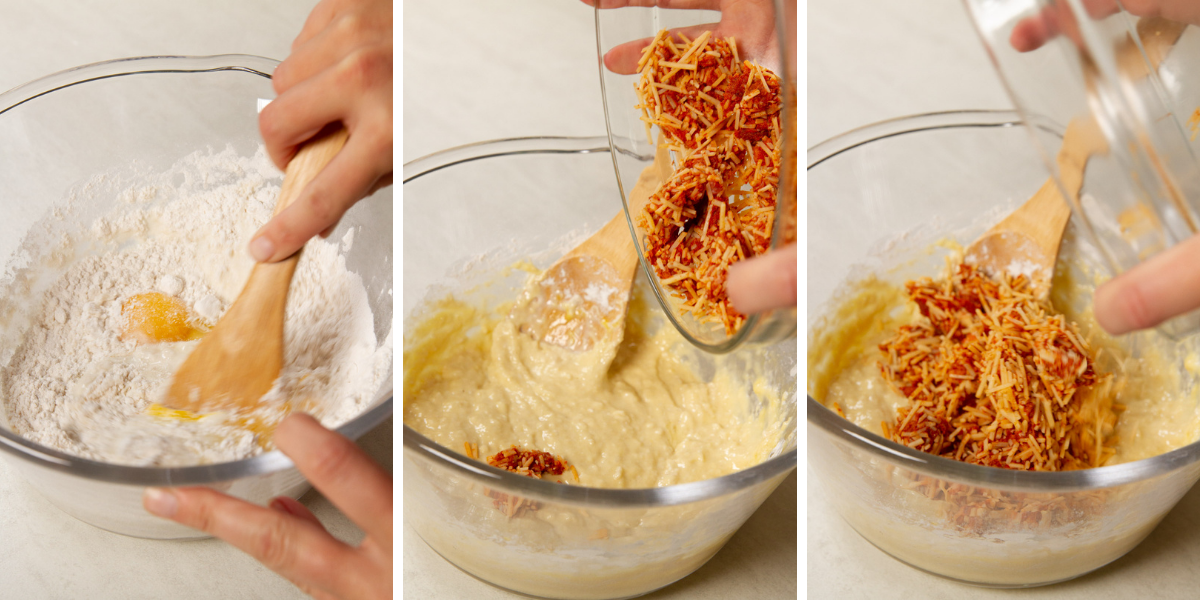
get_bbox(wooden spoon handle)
[251,125,349,298]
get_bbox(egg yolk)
[146,402,288,450]
[121,292,206,344]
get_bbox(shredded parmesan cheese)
[877,263,1119,471]
[481,445,575,519]
[633,31,783,334]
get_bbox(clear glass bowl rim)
[0,55,394,486]
[403,136,797,508]
[808,108,1200,493]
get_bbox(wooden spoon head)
[967,230,1056,291]
[515,141,671,352]
[163,256,295,413]
[512,254,631,352]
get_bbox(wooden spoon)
[966,17,1184,294]
[163,126,348,413]
[512,142,671,351]
[965,116,1107,294]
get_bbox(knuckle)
[334,12,365,37]
[253,517,297,570]
[183,489,217,532]
[305,189,341,225]
[307,435,355,482]
[335,47,391,91]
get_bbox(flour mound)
[0,146,391,467]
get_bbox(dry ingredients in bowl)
[0,147,391,466]
[634,30,782,334]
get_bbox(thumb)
[726,243,797,315]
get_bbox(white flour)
[0,146,391,466]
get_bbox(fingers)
[603,23,719,74]
[249,122,390,262]
[259,70,346,172]
[255,35,392,263]
[274,414,393,548]
[1010,6,1060,52]
[1093,234,1200,334]
[275,6,391,95]
[726,243,797,315]
[143,486,355,596]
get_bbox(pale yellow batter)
[404,277,789,489]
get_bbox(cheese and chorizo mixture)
[871,263,1118,471]
[634,30,783,334]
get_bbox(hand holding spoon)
[164,126,349,413]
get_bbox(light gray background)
[0,2,392,599]
[404,1,797,599]
[809,0,1200,598]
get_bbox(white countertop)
[808,0,1200,597]
[403,1,797,598]
[0,2,392,598]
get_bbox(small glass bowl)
[594,1,797,353]
[964,2,1200,337]
[0,56,394,539]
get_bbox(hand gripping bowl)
[808,110,1200,587]
[594,1,798,353]
[403,137,798,600]
[0,56,393,539]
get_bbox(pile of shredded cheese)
[634,30,782,334]
[876,263,1120,471]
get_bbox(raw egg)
[121,292,206,344]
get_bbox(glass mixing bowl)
[808,110,1200,587]
[403,137,797,600]
[594,1,797,353]
[0,56,393,539]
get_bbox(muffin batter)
[0,147,391,466]
[404,273,790,489]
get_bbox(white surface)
[403,1,797,598]
[808,0,1200,597]
[0,2,392,598]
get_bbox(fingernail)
[143,487,179,518]
[249,236,275,262]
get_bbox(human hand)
[1092,234,1200,334]
[251,0,393,263]
[726,242,796,315]
[142,413,392,600]
[1010,0,1200,52]
[584,0,781,75]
